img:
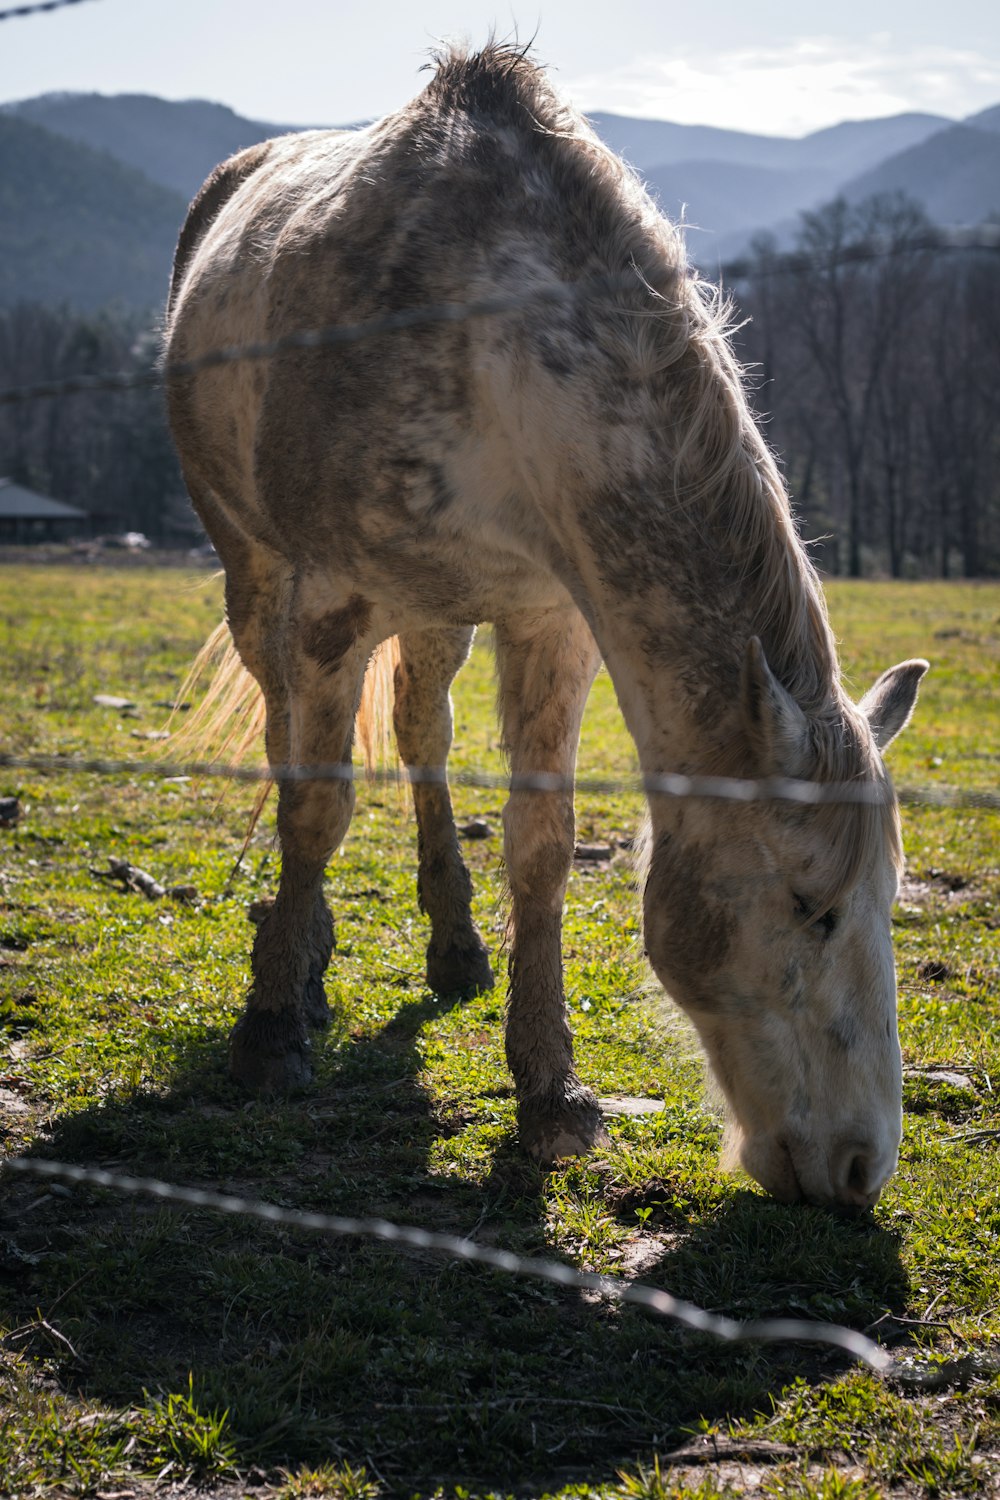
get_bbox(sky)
[2,0,1000,137]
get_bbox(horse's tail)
[169,621,400,775]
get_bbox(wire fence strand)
[1,748,997,810]
[0,0,95,18]
[717,226,1000,281]
[0,273,633,408]
[2,231,1000,408]
[1,1155,894,1374]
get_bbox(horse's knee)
[503,798,575,908]
[276,777,355,868]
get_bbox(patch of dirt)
[598,1095,665,1118]
[899,872,986,907]
[903,1067,976,1090]
[617,1232,679,1280]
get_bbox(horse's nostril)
[847,1154,869,1194]
[835,1144,882,1208]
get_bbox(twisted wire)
[0,0,95,18]
[2,233,1000,407]
[2,1156,894,1374]
[1,749,997,810]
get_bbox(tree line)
[1,190,998,573]
[731,194,1000,578]
[0,303,187,542]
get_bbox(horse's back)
[165,46,672,622]
[167,126,367,347]
[167,47,652,349]
[168,139,274,319]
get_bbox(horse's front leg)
[495,606,606,1162]
[229,613,372,1093]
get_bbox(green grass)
[0,566,998,1499]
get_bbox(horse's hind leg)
[393,627,494,996]
[495,606,606,1162]
[229,592,374,1092]
[244,676,335,1037]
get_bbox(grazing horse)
[165,44,927,1209]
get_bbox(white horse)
[165,44,927,1209]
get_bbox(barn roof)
[0,478,88,521]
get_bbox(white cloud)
[564,36,1000,135]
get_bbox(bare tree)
[734,195,999,577]
[0,303,185,539]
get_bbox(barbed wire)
[0,274,633,408]
[2,1155,897,1375]
[716,226,1000,282]
[1,748,997,810]
[3,229,1000,408]
[0,0,95,18]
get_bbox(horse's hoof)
[518,1085,609,1164]
[302,973,333,1030]
[426,936,494,997]
[229,1012,312,1094]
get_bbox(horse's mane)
[426,45,901,900]
[424,45,835,705]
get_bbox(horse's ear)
[740,637,810,776]
[859,659,929,750]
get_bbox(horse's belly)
[362,544,569,629]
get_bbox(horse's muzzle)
[740,1129,898,1210]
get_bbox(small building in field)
[0,478,89,543]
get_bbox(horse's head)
[643,641,927,1210]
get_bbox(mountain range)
[2,90,999,310]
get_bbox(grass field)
[0,565,998,1500]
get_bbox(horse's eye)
[793,895,839,938]
[817,908,839,938]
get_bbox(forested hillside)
[1,87,998,572]
[9,92,292,202]
[0,114,186,311]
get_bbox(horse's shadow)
[2,983,910,1491]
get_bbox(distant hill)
[966,103,1000,133]
[843,123,1000,226]
[595,109,957,255]
[590,108,950,178]
[586,113,797,172]
[8,93,298,203]
[1,89,998,311]
[643,159,840,246]
[780,112,953,176]
[0,113,187,310]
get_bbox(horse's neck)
[572,477,835,779]
[497,304,838,774]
